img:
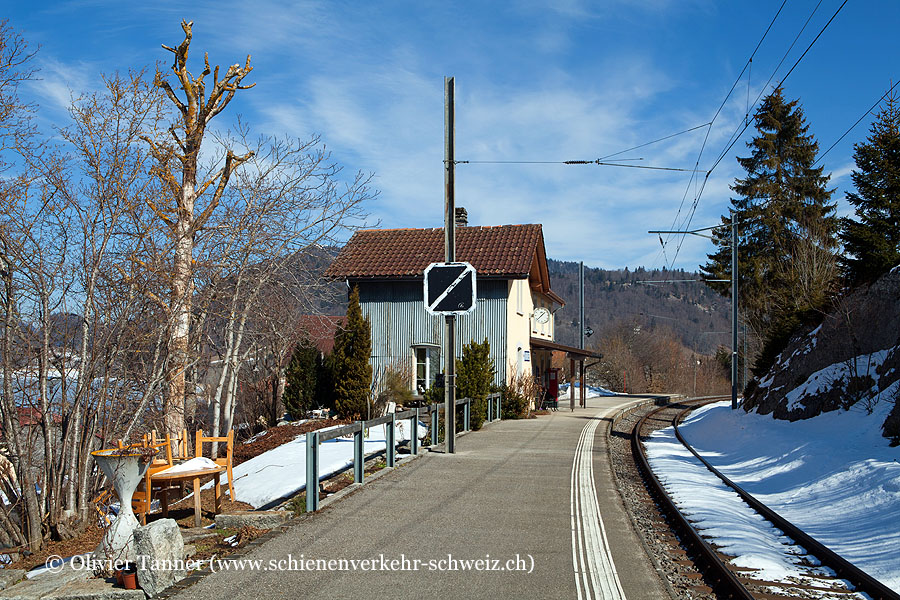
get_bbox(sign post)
[443,76,457,454]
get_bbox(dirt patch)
[233,419,351,466]
[166,487,255,528]
[5,526,106,572]
[4,421,345,575]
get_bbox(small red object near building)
[547,368,560,400]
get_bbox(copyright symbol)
[45,555,65,574]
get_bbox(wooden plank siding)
[355,279,509,390]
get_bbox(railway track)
[627,398,899,600]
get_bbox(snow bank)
[215,419,427,508]
[558,383,620,397]
[784,348,894,411]
[653,398,900,589]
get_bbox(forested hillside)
[548,260,731,355]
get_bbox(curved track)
[629,398,899,600]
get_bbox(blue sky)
[7,1,899,270]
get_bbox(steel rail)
[631,398,754,600]
[673,406,900,600]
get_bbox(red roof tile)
[324,224,545,279]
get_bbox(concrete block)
[0,568,25,591]
[214,510,290,530]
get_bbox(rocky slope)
[743,267,900,441]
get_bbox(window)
[414,346,440,393]
[517,279,523,314]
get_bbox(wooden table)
[151,465,227,527]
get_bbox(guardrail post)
[386,413,396,467]
[353,424,364,484]
[411,408,419,455]
[306,431,319,512]
[463,399,470,432]
[431,405,439,446]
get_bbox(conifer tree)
[282,336,319,419]
[702,86,838,375]
[839,90,900,286]
[456,338,494,430]
[333,286,372,419]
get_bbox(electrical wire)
[597,122,711,161]
[457,159,703,173]
[666,0,847,271]
[708,0,839,175]
[655,0,789,270]
[456,122,711,170]
[814,79,900,166]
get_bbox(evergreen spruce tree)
[701,86,838,375]
[282,337,319,419]
[333,286,372,419]
[315,351,336,411]
[455,338,494,430]
[839,90,900,286]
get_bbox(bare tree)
[46,70,167,523]
[0,20,45,551]
[144,20,255,437]
[0,63,171,547]
[0,20,37,173]
[194,133,371,449]
[0,181,65,551]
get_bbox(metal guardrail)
[306,393,502,512]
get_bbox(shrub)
[500,370,538,419]
[423,381,443,405]
[374,362,414,415]
[456,338,494,430]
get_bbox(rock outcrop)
[134,519,185,598]
[744,267,900,440]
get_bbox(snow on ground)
[558,383,620,397]
[214,419,427,508]
[648,394,900,590]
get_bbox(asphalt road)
[171,396,670,600]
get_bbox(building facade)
[325,221,585,394]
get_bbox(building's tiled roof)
[324,225,544,279]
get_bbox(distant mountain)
[548,260,731,355]
[317,253,732,356]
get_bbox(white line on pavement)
[571,411,626,600]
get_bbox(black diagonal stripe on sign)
[427,265,466,307]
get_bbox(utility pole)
[730,212,738,410]
[648,221,739,410]
[579,261,585,408]
[579,261,585,350]
[443,76,457,453]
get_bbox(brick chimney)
[455,207,468,227]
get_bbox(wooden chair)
[195,429,235,501]
[165,428,192,462]
[130,434,175,525]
